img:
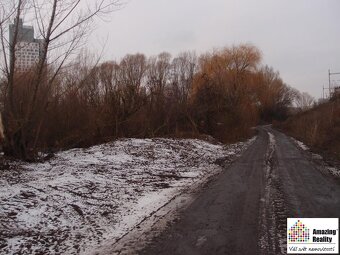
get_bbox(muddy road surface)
[136,126,340,255]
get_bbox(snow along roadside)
[291,137,340,178]
[0,137,256,255]
[90,136,257,255]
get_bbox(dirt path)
[132,126,340,255]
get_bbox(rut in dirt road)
[133,126,340,255]
[258,131,288,255]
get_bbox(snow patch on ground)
[0,137,255,255]
[291,138,310,151]
[326,167,340,178]
[291,137,340,178]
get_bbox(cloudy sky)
[89,0,340,98]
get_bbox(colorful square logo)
[288,220,310,243]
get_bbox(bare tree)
[119,53,147,116]
[170,51,197,103]
[147,52,171,95]
[295,91,315,111]
[0,0,122,159]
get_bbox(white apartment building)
[9,19,43,72]
[15,41,41,72]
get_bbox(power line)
[324,69,340,99]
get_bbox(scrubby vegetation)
[278,96,340,159]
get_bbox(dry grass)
[277,97,340,159]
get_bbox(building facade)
[9,19,43,72]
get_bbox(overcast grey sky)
[89,0,340,98]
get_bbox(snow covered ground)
[291,137,340,178]
[0,137,255,255]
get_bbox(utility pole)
[322,85,324,99]
[329,69,331,96]
[328,69,340,98]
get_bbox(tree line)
[1,44,297,159]
[0,0,312,161]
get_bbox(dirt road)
[138,126,340,255]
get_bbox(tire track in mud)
[259,132,288,255]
